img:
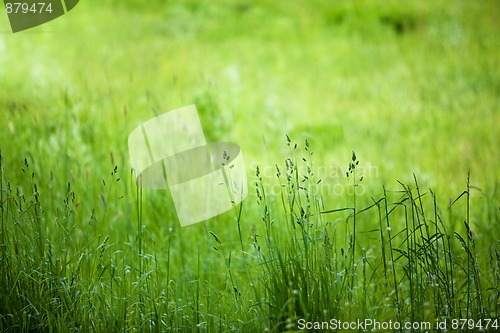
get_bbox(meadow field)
[0,0,499,331]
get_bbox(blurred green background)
[0,0,498,222]
[0,1,499,331]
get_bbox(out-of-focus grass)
[1,0,498,199]
[0,1,498,331]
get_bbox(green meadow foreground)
[0,0,499,331]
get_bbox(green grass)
[1,141,499,332]
[0,0,499,331]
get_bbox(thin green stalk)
[377,197,388,283]
[403,202,415,324]
[136,173,144,312]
